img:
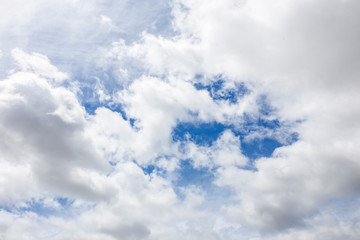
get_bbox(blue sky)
[1,0,360,239]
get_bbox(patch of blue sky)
[141,164,158,175]
[175,77,298,161]
[240,138,283,159]
[79,85,104,115]
[193,76,249,104]
[236,122,298,169]
[82,99,137,129]
[138,157,227,200]
[138,154,178,177]
[172,121,226,147]
[326,196,360,220]
[256,94,277,117]
[238,115,299,160]
[101,0,175,42]
[172,117,298,161]
[138,155,237,205]
[172,160,235,206]
[0,205,12,213]
[0,198,74,217]
[81,99,121,117]
[76,76,137,121]
[175,160,215,187]
[0,0,174,86]
[56,197,73,207]
[132,0,175,38]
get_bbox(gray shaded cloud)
[101,222,150,240]
[0,50,113,203]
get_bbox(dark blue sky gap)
[169,118,297,184]
[172,121,226,147]
[141,164,157,175]
[172,117,298,161]
[191,77,291,160]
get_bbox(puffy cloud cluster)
[0,49,223,239]
[106,0,360,237]
[0,49,110,204]
[1,0,360,239]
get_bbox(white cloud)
[105,0,360,235]
[11,49,68,83]
[0,50,112,204]
[180,130,247,169]
[0,49,231,239]
[115,75,221,163]
[1,0,360,239]
[0,0,172,82]
[100,15,113,25]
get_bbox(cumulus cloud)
[0,50,113,204]
[1,0,360,239]
[0,48,228,239]
[105,0,360,236]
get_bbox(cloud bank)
[1,0,360,239]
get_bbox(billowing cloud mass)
[1,0,360,239]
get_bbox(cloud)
[1,0,360,239]
[0,49,112,204]
[115,75,221,163]
[167,0,360,233]
[0,48,228,239]
[249,206,360,240]
[11,49,68,83]
[0,0,172,82]
[105,0,360,235]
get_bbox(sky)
[0,0,360,239]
